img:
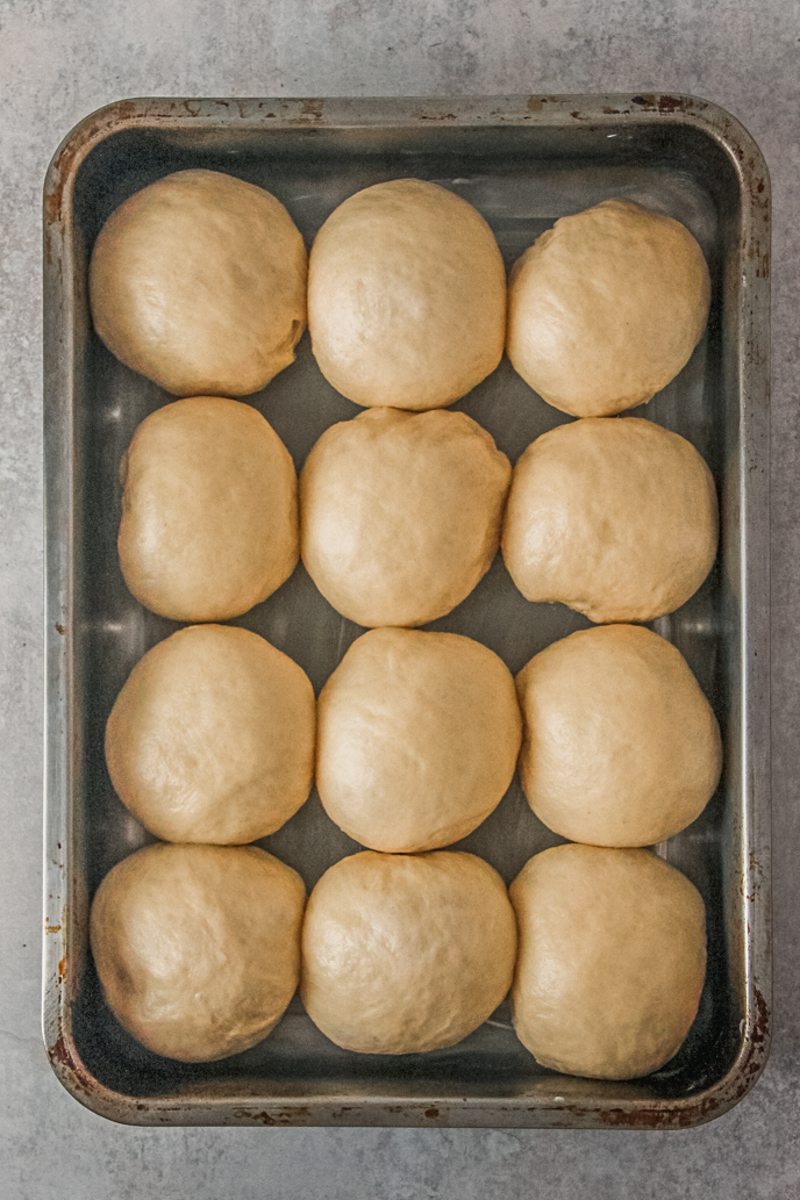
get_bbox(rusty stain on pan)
[299,98,325,120]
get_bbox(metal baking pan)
[43,94,771,1128]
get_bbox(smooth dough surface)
[502,416,718,623]
[308,178,506,409]
[301,850,517,1054]
[90,168,307,396]
[119,396,298,622]
[301,408,510,627]
[317,628,521,852]
[90,843,305,1062]
[516,625,722,847]
[510,844,707,1079]
[106,625,315,844]
[507,198,710,417]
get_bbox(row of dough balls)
[91,840,706,1080]
[89,170,710,419]
[119,397,718,629]
[106,623,721,853]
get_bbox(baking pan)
[43,94,771,1128]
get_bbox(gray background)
[1,1,797,1197]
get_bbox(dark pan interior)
[64,114,745,1111]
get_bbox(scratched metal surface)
[43,95,771,1128]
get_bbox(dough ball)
[507,198,710,417]
[105,625,315,844]
[90,843,305,1062]
[516,625,722,847]
[317,628,521,852]
[119,396,298,621]
[90,168,307,396]
[502,416,717,623]
[308,178,506,409]
[510,844,707,1079]
[301,850,516,1054]
[301,408,510,627]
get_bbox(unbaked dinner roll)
[90,168,307,396]
[119,396,298,622]
[90,843,305,1062]
[507,198,710,417]
[301,850,516,1054]
[301,408,510,627]
[510,844,707,1079]
[502,416,717,623]
[317,628,521,852]
[516,625,721,847]
[105,625,315,844]
[308,179,506,409]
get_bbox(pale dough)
[510,844,707,1079]
[90,843,305,1062]
[502,416,718,623]
[507,198,711,417]
[118,396,298,622]
[300,407,511,627]
[308,178,506,409]
[516,625,722,847]
[301,850,517,1054]
[105,625,315,844]
[317,628,521,852]
[90,168,307,396]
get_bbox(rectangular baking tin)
[43,95,771,1128]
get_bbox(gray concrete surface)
[1,1,798,1196]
